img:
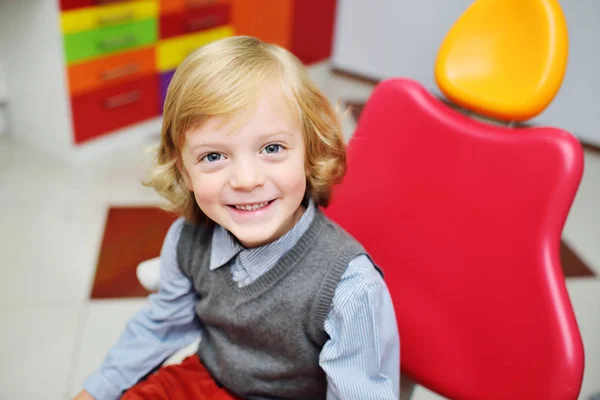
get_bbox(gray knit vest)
[177,209,367,400]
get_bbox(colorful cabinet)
[57,0,337,146]
[60,1,163,144]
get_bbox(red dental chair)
[324,0,585,399]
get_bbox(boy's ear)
[177,157,194,191]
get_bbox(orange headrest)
[435,0,568,122]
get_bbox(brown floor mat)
[90,207,179,299]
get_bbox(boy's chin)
[229,222,281,248]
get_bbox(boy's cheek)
[191,177,221,204]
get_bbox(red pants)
[122,355,242,400]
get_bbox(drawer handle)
[97,34,137,51]
[184,16,219,32]
[103,90,142,109]
[100,63,140,81]
[97,12,136,26]
[186,0,219,7]
[96,0,126,4]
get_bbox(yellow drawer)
[157,25,234,72]
[61,0,158,35]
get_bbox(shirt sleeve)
[320,254,400,400]
[83,217,201,400]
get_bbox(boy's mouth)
[228,200,275,212]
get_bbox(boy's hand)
[73,390,94,400]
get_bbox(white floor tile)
[567,279,600,399]
[563,149,600,275]
[0,303,83,400]
[412,385,447,400]
[308,61,376,104]
[72,139,165,207]
[0,200,107,304]
[0,137,80,205]
[68,299,149,398]
[307,61,374,140]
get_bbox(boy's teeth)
[234,201,269,211]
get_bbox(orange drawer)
[68,47,156,96]
[71,74,160,144]
[230,0,293,49]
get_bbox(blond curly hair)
[145,36,346,224]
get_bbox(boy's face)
[180,84,307,248]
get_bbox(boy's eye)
[202,153,223,163]
[262,144,282,154]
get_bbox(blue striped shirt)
[83,200,400,399]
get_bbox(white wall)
[0,63,7,136]
[331,0,600,146]
[540,0,600,146]
[0,61,7,101]
[0,9,8,136]
[0,0,74,156]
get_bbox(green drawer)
[64,18,157,64]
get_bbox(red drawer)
[60,0,93,10]
[291,0,337,64]
[160,3,231,39]
[71,75,160,144]
[60,0,127,11]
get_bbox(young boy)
[75,36,400,400]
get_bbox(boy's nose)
[230,160,265,191]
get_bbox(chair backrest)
[324,1,585,399]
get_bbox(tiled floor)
[0,62,598,399]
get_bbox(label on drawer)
[160,2,231,40]
[64,19,157,64]
[160,0,230,16]
[157,25,234,72]
[61,0,158,35]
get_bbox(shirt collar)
[209,198,316,271]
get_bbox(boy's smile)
[180,82,307,248]
[227,198,274,213]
